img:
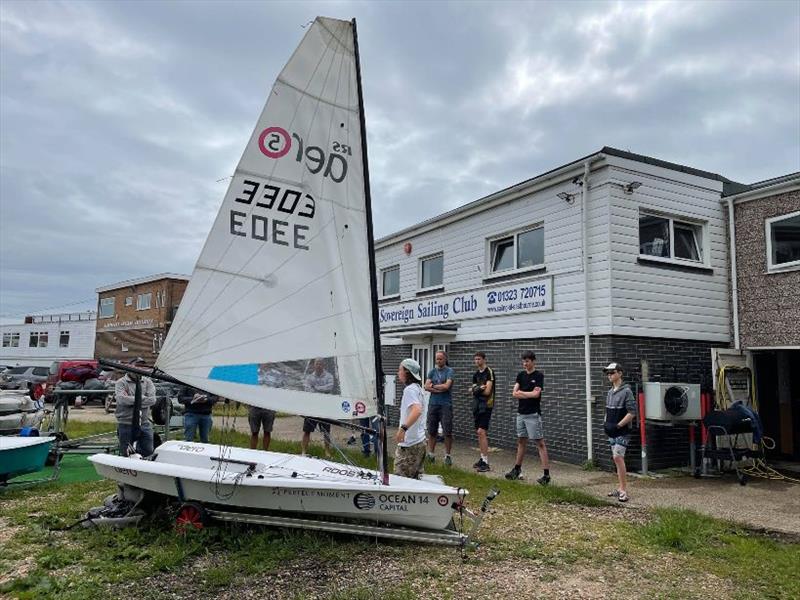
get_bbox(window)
[489,225,544,274]
[639,213,704,263]
[2,333,20,348]
[137,292,152,311]
[381,266,400,297]
[766,211,800,271]
[419,254,444,290]
[32,367,49,376]
[29,331,48,348]
[59,330,70,348]
[125,296,133,307]
[99,297,115,318]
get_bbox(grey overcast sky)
[1,0,798,321]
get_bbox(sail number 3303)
[230,179,314,251]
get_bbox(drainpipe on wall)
[726,198,740,350]
[582,160,593,463]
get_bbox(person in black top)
[506,351,551,484]
[603,362,637,502]
[471,351,495,473]
[179,386,219,443]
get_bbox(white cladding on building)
[376,148,732,345]
[0,312,97,367]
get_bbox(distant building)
[94,273,190,363]
[0,312,97,367]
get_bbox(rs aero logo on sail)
[258,126,351,183]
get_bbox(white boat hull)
[89,441,464,531]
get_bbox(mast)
[352,18,389,485]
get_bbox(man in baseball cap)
[603,362,637,502]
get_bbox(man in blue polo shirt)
[424,351,454,466]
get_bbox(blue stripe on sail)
[208,364,259,385]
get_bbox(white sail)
[156,17,377,420]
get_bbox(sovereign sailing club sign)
[379,277,553,330]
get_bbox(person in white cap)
[603,362,637,502]
[394,358,427,478]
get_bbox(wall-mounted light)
[623,181,642,194]
[557,192,576,205]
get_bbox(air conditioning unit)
[643,382,701,421]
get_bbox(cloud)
[1,0,798,319]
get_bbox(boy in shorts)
[506,351,551,485]
[603,362,637,502]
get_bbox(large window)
[29,331,48,348]
[419,254,444,290]
[381,265,400,297]
[99,297,115,318]
[766,211,800,271]
[137,292,152,311]
[2,333,20,348]
[59,330,70,348]
[489,225,544,275]
[639,213,704,263]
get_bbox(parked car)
[0,366,50,390]
[45,359,114,405]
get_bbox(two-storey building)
[94,273,190,362]
[376,147,747,469]
[723,174,800,465]
[0,312,96,367]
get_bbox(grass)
[2,420,799,599]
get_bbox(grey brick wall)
[380,335,722,472]
[733,189,800,348]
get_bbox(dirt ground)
[68,406,800,536]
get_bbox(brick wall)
[733,189,800,348]
[381,334,722,471]
[95,278,188,363]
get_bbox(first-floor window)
[99,297,115,318]
[420,254,444,290]
[29,331,48,348]
[489,225,544,274]
[59,331,70,348]
[766,211,800,270]
[639,213,704,263]
[137,292,152,311]
[2,332,20,347]
[381,265,400,297]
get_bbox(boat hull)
[0,436,55,482]
[89,441,464,531]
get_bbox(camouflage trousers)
[394,441,426,479]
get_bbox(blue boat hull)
[0,437,54,483]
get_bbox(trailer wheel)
[176,502,207,533]
[738,472,748,486]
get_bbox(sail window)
[639,212,704,264]
[419,254,444,291]
[766,211,800,271]
[489,225,544,275]
[381,266,400,297]
[137,293,152,311]
[99,297,115,319]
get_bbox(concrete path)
[68,406,800,536]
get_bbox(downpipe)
[582,160,593,462]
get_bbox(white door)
[412,344,432,380]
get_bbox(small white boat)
[0,410,45,432]
[90,441,463,531]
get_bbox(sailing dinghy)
[89,17,495,544]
